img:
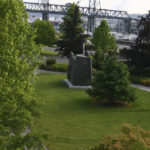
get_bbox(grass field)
[41,49,58,56]
[33,73,150,150]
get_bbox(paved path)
[42,46,69,64]
[37,69,150,93]
[36,69,66,75]
[131,84,150,92]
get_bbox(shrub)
[140,79,150,86]
[130,75,150,87]
[52,63,68,72]
[87,57,136,103]
[46,58,56,66]
[129,75,142,84]
[40,63,68,72]
[90,124,150,150]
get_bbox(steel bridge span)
[24,2,133,33]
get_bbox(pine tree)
[0,0,44,149]
[56,3,88,57]
[87,56,136,103]
[121,12,150,76]
[87,20,136,104]
[92,19,117,70]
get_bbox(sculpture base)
[62,79,92,89]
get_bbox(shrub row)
[130,75,150,87]
[40,58,68,72]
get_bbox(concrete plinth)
[62,79,92,89]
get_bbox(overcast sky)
[23,0,150,14]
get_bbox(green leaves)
[121,12,150,76]
[92,19,117,70]
[56,3,88,57]
[34,19,56,46]
[87,57,136,103]
[0,0,43,149]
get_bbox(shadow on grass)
[58,95,150,114]
[36,79,66,90]
[35,75,150,113]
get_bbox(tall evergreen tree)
[56,3,88,57]
[0,0,44,149]
[87,20,136,104]
[92,19,117,70]
[121,12,150,76]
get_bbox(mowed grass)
[41,49,58,56]
[33,73,150,150]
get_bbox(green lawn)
[33,73,150,150]
[41,49,58,56]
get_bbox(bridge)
[24,1,134,33]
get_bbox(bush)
[87,57,136,103]
[90,124,150,150]
[140,79,150,86]
[130,75,150,87]
[40,63,68,72]
[52,63,68,72]
[129,75,142,84]
[46,58,56,66]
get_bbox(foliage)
[140,79,150,86]
[0,0,44,149]
[121,12,150,76]
[34,19,56,46]
[130,75,150,87]
[130,75,143,84]
[92,19,117,70]
[90,124,150,150]
[87,57,136,103]
[46,58,56,66]
[40,63,68,72]
[56,3,88,57]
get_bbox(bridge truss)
[24,2,129,20]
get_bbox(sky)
[23,0,150,14]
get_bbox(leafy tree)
[121,12,150,76]
[90,124,150,150]
[92,19,117,70]
[34,19,56,46]
[0,0,44,149]
[87,57,136,103]
[56,3,88,57]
